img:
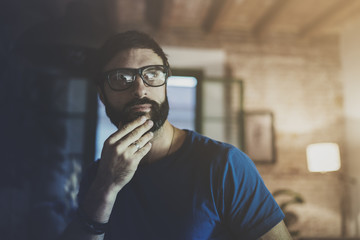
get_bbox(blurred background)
[1,0,360,239]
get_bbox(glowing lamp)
[306,143,341,172]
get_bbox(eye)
[115,72,132,82]
[143,68,165,81]
[106,70,134,90]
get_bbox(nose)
[131,74,147,98]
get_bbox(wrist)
[91,177,122,202]
[77,207,108,235]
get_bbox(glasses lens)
[142,66,167,86]
[107,70,134,90]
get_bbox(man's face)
[100,48,169,132]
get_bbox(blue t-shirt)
[78,130,284,240]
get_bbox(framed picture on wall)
[244,111,275,163]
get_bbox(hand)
[95,116,154,192]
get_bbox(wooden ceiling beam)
[202,0,230,33]
[252,0,289,37]
[146,0,166,30]
[299,0,359,39]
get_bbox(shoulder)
[184,130,236,153]
[184,130,256,171]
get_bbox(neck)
[142,120,175,163]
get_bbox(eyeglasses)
[103,65,170,91]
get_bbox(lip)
[130,104,152,112]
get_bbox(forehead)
[103,48,163,71]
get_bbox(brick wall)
[340,15,360,237]
[227,37,344,237]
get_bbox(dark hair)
[95,31,169,86]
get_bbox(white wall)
[340,15,360,236]
[163,46,226,77]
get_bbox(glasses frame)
[103,65,170,91]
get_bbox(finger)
[129,131,154,153]
[133,142,152,163]
[107,116,147,145]
[120,119,153,147]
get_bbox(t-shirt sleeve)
[216,147,284,239]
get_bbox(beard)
[103,95,169,133]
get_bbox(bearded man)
[60,31,291,240]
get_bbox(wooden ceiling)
[107,0,360,40]
[9,0,360,48]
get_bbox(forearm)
[59,179,120,240]
[81,178,120,222]
[258,221,292,240]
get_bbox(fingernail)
[140,116,146,122]
[147,120,153,126]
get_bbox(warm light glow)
[306,143,341,172]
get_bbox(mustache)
[124,98,159,111]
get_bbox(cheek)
[153,86,167,102]
[103,88,128,109]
